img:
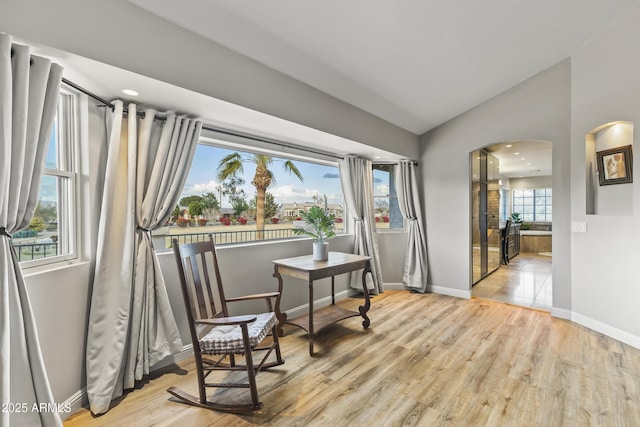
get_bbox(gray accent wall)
[570,2,640,342]
[419,60,572,307]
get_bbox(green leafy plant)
[510,212,523,223]
[29,216,46,232]
[293,205,336,244]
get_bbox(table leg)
[359,261,372,329]
[331,275,335,305]
[308,279,314,356]
[273,267,287,337]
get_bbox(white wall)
[377,232,407,285]
[420,60,572,307]
[24,263,92,406]
[0,0,418,160]
[570,2,640,346]
[509,175,553,189]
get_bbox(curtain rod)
[61,77,418,164]
[61,77,342,160]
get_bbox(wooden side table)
[272,252,372,356]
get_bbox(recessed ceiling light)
[375,156,381,159]
[527,162,532,165]
[122,89,139,96]
[514,152,520,155]
[521,158,526,160]
[505,144,512,148]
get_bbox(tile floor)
[472,252,552,311]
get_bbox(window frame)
[19,89,80,268]
[511,187,552,222]
[372,163,404,232]
[152,137,348,251]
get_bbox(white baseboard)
[550,307,571,320]
[382,282,405,290]
[60,388,85,421]
[426,285,471,299]
[150,345,194,371]
[571,312,640,350]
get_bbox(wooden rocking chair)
[168,235,284,413]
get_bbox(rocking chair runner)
[169,235,284,413]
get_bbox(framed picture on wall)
[596,145,633,185]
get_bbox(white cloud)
[375,183,390,196]
[182,180,220,196]
[269,185,343,205]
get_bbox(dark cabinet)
[502,223,520,263]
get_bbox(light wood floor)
[65,290,640,426]
[473,252,552,310]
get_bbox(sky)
[181,144,347,207]
[39,122,60,205]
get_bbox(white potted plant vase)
[293,205,336,262]
[313,241,329,261]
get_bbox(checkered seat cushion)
[199,312,277,355]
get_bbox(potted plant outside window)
[293,205,336,261]
[510,212,523,224]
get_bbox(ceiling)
[25,39,404,162]
[486,140,553,178]
[23,1,636,171]
[128,0,635,135]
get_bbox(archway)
[470,140,553,310]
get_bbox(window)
[14,91,78,264]
[372,164,403,230]
[153,142,345,251]
[512,188,552,222]
[500,188,508,223]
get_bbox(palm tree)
[217,153,303,239]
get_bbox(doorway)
[470,140,553,311]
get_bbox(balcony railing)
[154,228,304,251]
[12,242,59,262]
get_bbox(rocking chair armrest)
[225,291,280,303]
[195,315,257,326]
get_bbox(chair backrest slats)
[173,235,230,340]
[187,254,209,320]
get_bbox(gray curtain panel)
[395,161,428,292]
[0,35,64,427]
[338,156,384,294]
[86,101,201,415]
